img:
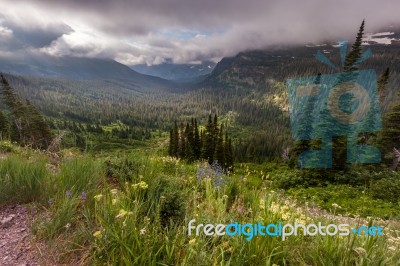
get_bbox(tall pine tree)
[0,75,52,148]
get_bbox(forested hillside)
[3,38,399,162]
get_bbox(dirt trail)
[0,205,56,266]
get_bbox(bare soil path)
[0,205,57,266]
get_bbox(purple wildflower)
[66,190,72,198]
[81,191,87,202]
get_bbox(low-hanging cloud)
[0,0,399,65]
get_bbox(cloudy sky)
[0,0,399,65]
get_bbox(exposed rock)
[0,215,15,229]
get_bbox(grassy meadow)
[0,139,399,265]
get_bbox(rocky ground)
[0,205,56,266]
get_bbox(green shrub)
[146,175,186,227]
[370,177,400,203]
[104,157,138,184]
[288,184,400,219]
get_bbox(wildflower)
[270,202,280,214]
[140,228,147,235]
[189,238,196,245]
[197,167,205,181]
[282,213,290,221]
[81,192,87,202]
[94,194,103,201]
[132,181,148,190]
[259,199,265,210]
[222,195,229,200]
[64,223,71,229]
[93,230,102,238]
[66,190,72,198]
[116,209,128,219]
[332,203,341,209]
[213,178,224,188]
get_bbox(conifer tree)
[185,122,195,162]
[0,75,52,148]
[193,118,201,159]
[178,122,186,158]
[378,67,390,101]
[0,111,8,140]
[213,114,219,147]
[331,20,365,170]
[214,125,225,166]
[168,115,234,171]
[344,20,365,72]
[203,114,215,164]
[169,122,179,157]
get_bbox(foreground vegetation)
[0,140,399,265]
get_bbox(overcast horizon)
[0,0,399,66]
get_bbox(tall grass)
[57,156,103,195]
[0,154,48,205]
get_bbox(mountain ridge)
[0,54,175,91]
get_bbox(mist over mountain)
[129,61,216,82]
[203,28,400,92]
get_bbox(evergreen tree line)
[0,75,53,149]
[168,114,234,172]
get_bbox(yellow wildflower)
[132,181,148,190]
[94,194,103,201]
[116,209,128,219]
[93,230,102,238]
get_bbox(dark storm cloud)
[5,22,73,49]
[0,11,73,52]
[0,0,399,64]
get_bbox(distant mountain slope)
[130,61,216,82]
[0,54,175,92]
[201,42,400,93]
